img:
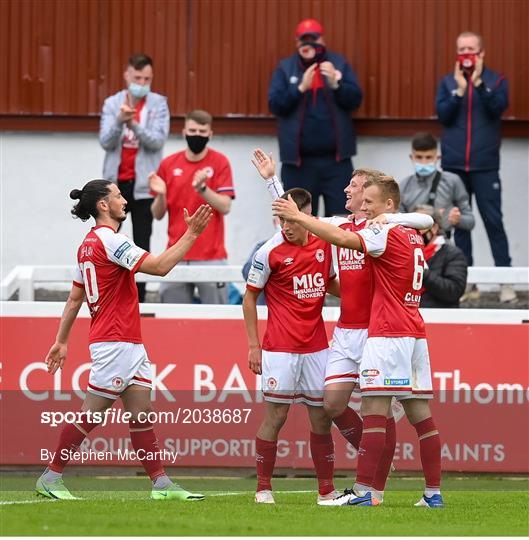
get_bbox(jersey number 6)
[412,248,425,291]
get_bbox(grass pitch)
[1,475,528,536]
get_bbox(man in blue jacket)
[436,31,516,303]
[269,19,362,217]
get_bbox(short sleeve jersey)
[156,148,235,260]
[326,216,373,329]
[246,232,335,353]
[73,226,149,344]
[357,223,426,338]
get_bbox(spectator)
[149,110,235,304]
[99,53,170,302]
[399,132,475,236]
[415,205,468,309]
[436,31,516,303]
[268,18,362,217]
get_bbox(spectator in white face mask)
[99,53,170,302]
[399,132,474,237]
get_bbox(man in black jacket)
[416,205,468,308]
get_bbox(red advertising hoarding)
[1,311,528,472]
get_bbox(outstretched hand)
[271,194,301,221]
[45,342,67,374]
[251,148,276,180]
[184,204,213,236]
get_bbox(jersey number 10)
[81,261,99,303]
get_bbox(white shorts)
[359,337,433,400]
[87,342,152,400]
[324,327,368,387]
[261,349,328,406]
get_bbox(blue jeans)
[446,169,511,267]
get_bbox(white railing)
[1,264,528,302]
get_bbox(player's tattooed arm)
[242,288,263,375]
[272,195,364,251]
[45,284,85,374]
[252,148,284,200]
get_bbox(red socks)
[355,415,387,487]
[310,432,335,495]
[129,420,164,480]
[413,417,441,489]
[256,437,277,492]
[333,407,363,449]
[372,417,396,492]
[49,416,99,473]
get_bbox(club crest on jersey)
[267,377,277,390]
[283,257,294,266]
[315,249,325,262]
[204,167,214,178]
[173,168,183,176]
[112,377,124,389]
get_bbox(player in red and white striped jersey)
[243,188,341,504]
[273,175,443,508]
[36,179,211,501]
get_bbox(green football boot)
[150,483,205,501]
[36,475,79,500]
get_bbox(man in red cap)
[269,18,363,217]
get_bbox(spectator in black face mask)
[268,18,363,217]
[415,205,468,309]
[148,110,236,304]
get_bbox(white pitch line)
[0,499,54,505]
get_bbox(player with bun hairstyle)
[36,179,212,501]
[69,180,115,221]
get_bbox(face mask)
[457,53,478,71]
[186,135,209,154]
[414,162,437,177]
[299,41,326,65]
[128,83,150,99]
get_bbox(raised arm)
[272,195,363,251]
[139,205,212,276]
[251,148,285,200]
[45,284,85,374]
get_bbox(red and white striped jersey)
[73,225,149,344]
[357,223,427,338]
[246,231,335,353]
